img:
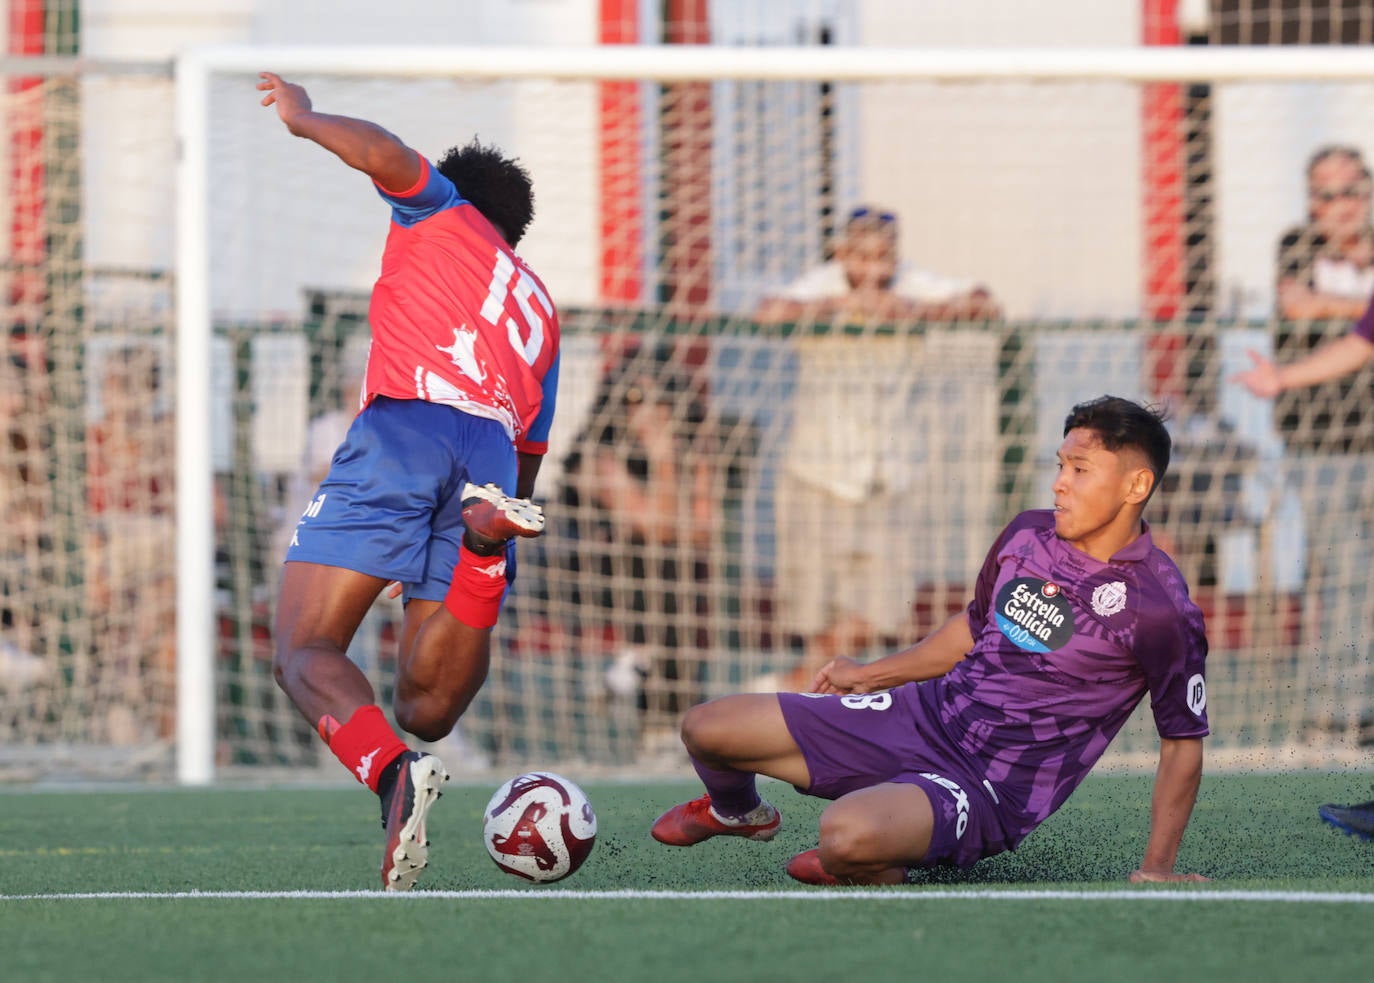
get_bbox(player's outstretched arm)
[1129,736,1208,883]
[257,71,421,193]
[812,611,974,694]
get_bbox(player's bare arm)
[258,71,421,192]
[811,611,974,694]
[1129,736,1208,883]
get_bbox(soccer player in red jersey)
[652,396,1210,884]
[258,73,561,890]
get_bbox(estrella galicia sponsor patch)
[995,577,1076,653]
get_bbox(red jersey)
[364,157,560,454]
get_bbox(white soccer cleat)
[380,751,450,891]
[461,482,545,542]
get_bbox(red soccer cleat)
[461,482,545,546]
[785,849,842,886]
[650,794,780,846]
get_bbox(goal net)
[5,45,1374,782]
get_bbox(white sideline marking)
[2,889,1372,903]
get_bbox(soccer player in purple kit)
[257,73,561,890]
[652,395,1210,884]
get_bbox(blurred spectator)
[85,342,176,742]
[1276,145,1374,322]
[754,205,1001,691]
[0,340,51,691]
[755,205,1000,327]
[1270,145,1374,455]
[272,340,369,570]
[1238,145,1374,760]
[559,343,716,755]
[1234,275,1374,841]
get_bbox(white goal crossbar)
[179,43,1374,83]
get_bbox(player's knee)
[679,702,729,760]
[394,681,482,743]
[270,652,288,693]
[268,604,322,690]
[394,700,454,744]
[816,809,885,877]
[408,719,451,745]
[270,638,299,693]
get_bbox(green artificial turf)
[1,771,1370,982]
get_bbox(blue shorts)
[777,687,1013,869]
[284,396,517,602]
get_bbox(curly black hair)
[435,137,535,247]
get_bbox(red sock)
[443,544,508,629]
[319,705,407,793]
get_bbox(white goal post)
[165,43,1374,785]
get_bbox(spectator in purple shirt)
[650,395,1211,884]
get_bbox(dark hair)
[436,137,535,247]
[1062,395,1171,496]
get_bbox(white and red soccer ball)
[482,771,597,883]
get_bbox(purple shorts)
[777,687,1013,868]
[283,396,517,602]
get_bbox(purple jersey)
[922,509,1208,845]
[778,514,1209,867]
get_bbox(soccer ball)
[482,771,597,883]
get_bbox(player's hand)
[257,72,312,124]
[385,581,403,600]
[1229,349,1282,399]
[1128,868,1209,883]
[810,656,868,695]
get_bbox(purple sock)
[692,755,760,819]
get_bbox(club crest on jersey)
[995,577,1076,653]
[1091,580,1128,617]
